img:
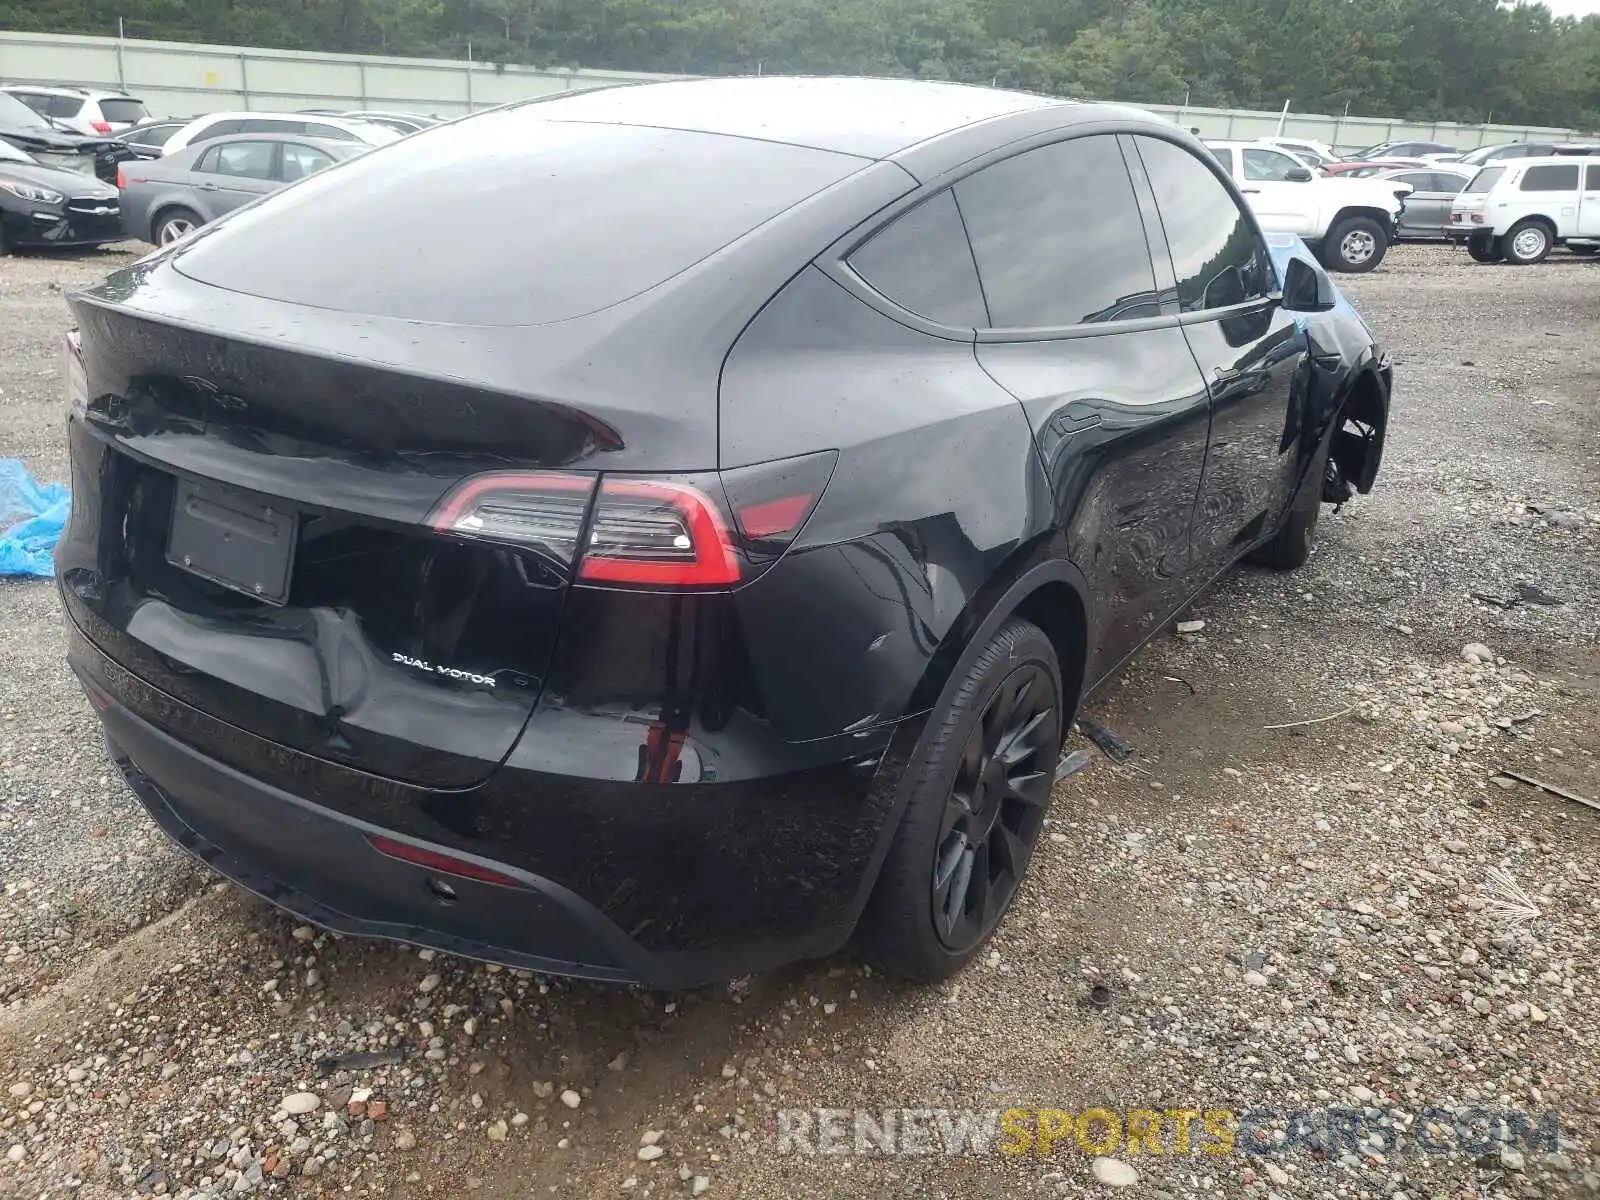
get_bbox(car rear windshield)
[173,113,867,326]
[1464,167,1504,193]
[99,98,149,123]
[0,91,50,130]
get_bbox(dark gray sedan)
[120,134,367,245]
[1376,165,1476,239]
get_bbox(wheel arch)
[1330,205,1395,234]
[843,549,1093,936]
[147,202,201,244]
[905,548,1092,731]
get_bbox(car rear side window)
[847,191,987,327]
[201,141,276,180]
[1465,166,1504,193]
[1587,165,1600,190]
[954,135,1156,328]
[1135,135,1268,313]
[196,119,243,142]
[1521,164,1579,192]
[240,119,300,136]
[172,116,869,327]
[280,143,336,181]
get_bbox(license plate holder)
[167,479,297,605]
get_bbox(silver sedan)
[119,133,367,245]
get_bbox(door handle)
[1241,188,1261,194]
[197,182,219,191]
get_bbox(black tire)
[1501,219,1553,266]
[152,208,204,247]
[1320,215,1389,273]
[0,220,9,256]
[1250,424,1336,569]
[1466,235,1503,263]
[860,617,1066,982]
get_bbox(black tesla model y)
[60,77,1392,987]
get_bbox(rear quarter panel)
[720,266,1053,741]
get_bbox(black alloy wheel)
[861,616,1066,982]
[931,661,1056,951]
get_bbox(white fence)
[0,28,1585,150]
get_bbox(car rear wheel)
[861,616,1064,982]
[1501,219,1552,266]
[1322,215,1389,273]
[1466,235,1503,263]
[154,208,203,246]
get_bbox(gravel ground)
[1,241,1597,1200]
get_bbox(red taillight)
[367,835,526,888]
[428,454,835,589]
[92,121,112,134]
[578,478,740,586]
[427,471,740,587]
[116,165,126,188]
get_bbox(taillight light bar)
[426,452,836,590]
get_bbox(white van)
[1450,154,1600,264]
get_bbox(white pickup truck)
[1206,141,1412,273]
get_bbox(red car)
[1323,159,1430,177]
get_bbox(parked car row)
[0,84,439,253]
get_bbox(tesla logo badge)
[391,652,497,687]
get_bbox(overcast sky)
[1539,0,1600,15]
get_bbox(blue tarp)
[0,459,70,578]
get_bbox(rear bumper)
[69,622,919,988]
[99,696,648,983]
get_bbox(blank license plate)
[167,479,297,605]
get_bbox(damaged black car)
[0,139,122,254]
[59,78,1392,988]
[0,89,134,185]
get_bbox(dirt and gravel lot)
[1,242,1597,1200]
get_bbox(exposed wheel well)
[1507,213,1557,238]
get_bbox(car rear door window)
[203,141,276,180]
[954,135,1156,328]
[1521,164,1580,192]
[1587,165,1600,190]
[1242,148,1304,181]
[280,142,337,181]
[847,191,987,327]
[1135,135,1269,313]
[46,94,85,119]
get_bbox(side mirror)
[1281,257,1336,313]
[1285,166,1315,183]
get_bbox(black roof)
[508,76,1072,160]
